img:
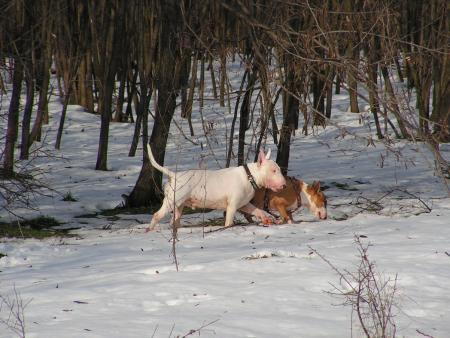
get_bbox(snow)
[1,65,450,337]
[2,212,450,337]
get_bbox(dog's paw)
[262,218,273,226]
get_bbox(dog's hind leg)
[146,198,171,232]
[170,204,184,228]
[275,204,291,224]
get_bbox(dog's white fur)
[146,145,286,231]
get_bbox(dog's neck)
[245,162,265,188]
[299,182,314,211]
[243,164,259,190]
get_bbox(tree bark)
[226,69,248,167]
[325,66,335,119]
[30,55,51,144]
[113,68,127,122]
[277,74,299,175]
[92,1,125,170]
[55,88,72,150]
[3,57,23,177]
[312,69,326,126]
[237,69,256,165]
[20,72,35,159]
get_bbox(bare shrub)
[0,286,30,338]
[0,142,55,216]
[309,236,398,338]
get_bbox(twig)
[179,319,219,338]
[415,329,435,338]
[391,188,432,213]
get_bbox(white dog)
[146,144,286,231]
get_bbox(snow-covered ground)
[1,65,450,337]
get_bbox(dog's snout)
[316,209,327,220]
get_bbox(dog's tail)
[146,144,174,178]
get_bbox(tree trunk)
[335,72,341,95]
[366,37,383,139]
[127,0,181,207]
[3,57,23,177]
[237,69,256,165]
[129,113,143,157]
[55,88,72,150]
[30,56,51,144]
[209,56,218,99]
[344,0,359,114]
[95,84,114,170]
[348,56,360,113]
[430,0,450,142]
[129,79,152,157]
[312,69,326,126]
[85,52,95,114]
[367,62,383,139]
[185,53,198,136]
[431,55,450,141]
[127,89,177,207]
[76,56,88,108]
[380,64,411,138]
[219,51,226,107]
[113,68,127,122]
[325,66,335,119]
[0,70,6,95]
[277,77,299,175]
[91,1,125,170]
[180,52,196,137]
[20,72,35,160]
[125,67,139,123]
[226,69,248,167]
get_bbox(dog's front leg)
[275,205,291,224]
[287,211,294,224]
[239,203,274,224]
[225,203,238,227]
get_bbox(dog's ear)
[312,181,321,191]
[257,150,266,167]
[265,148,272,160]
[296,179,303,191]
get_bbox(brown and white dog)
[244,176,327,224]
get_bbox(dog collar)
[243,164,259,190]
